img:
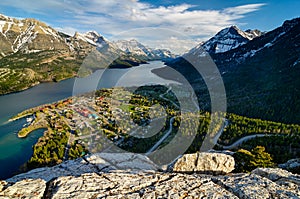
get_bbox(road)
[146,86,200,155]
[145,117,175,155]
[220,134,274,150]
[159,87,180,109]
[100,116,167,152]
[76,86,198,155]
[212,119,228,144]
[63,131,75,161]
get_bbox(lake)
[0,61,178,179]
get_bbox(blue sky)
[0,0,299,53]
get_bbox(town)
[12,84,300,173]
[13,85,194,169]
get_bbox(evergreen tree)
[234,146,275,172]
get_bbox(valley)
[8,84,300,177]
[0,61,179,179]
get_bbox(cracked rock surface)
[1,153,300,198]
[5,153,159,183]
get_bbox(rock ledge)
[1,153,299,198]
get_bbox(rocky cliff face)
[1,153,300,198]
[0,14,70,57]
[201,25,263,54]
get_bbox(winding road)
[145,117,175,155]
[159,87,180,109]
[219,134,274,150]
[213,119,228,145]
[146,86,200,155]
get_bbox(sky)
[0,0,299,54]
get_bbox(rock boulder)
[172,152,235,174]
[279,159,300,174]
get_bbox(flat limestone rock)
[2,153,300,198]
[252,167,300,194]
[252,168,300,183]
[46,172,238,199]
[6,153,160,183]
[213,173,300,199]
[0,179,46,199]
[6,158,98,183]
[87,153,160,171]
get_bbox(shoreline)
[8,113,33,123]
[0,61,149,97]
[0,76,73,97]
[9,98,73,123]
[151,66,185,83]
[0,81,41,96]
[18,127,48,138]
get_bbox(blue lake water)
[0,61,177,179]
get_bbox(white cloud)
[55,26,78,36]
[0,1,266,53]
[224,4,266,15]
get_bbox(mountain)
[160,18,300,124]
[212,19,299,67]
[73,31,108,48]
[114,39,175,60]
[0,14,70,56]
[201,26,263,54]
[0,14,146,95]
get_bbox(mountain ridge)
[162,17,300,124]
[0,13,174,95]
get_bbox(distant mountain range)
[114,39,175,61]
[161,17,300,124]
[0,13,174,94]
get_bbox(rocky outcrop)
[44,172,238,198]
[252,168,300,188]
[6,153,159,183]
[171,152,235,174]
[87,153,160,171]
[2,168,300,198]
[1,153,300,198]
[279,159,300,173]
[213,173,300,198]
[0,179,46,199]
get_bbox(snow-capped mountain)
[0,13,148,94]
[165,17,300,124]
[0,13,147,66]
[0,13,137,59]
[0,14,69,56]
[212,17,300,66]
[201,26,263,54]
[114,39,175,60]
[0,12,175,62]
[73,31,109,49]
